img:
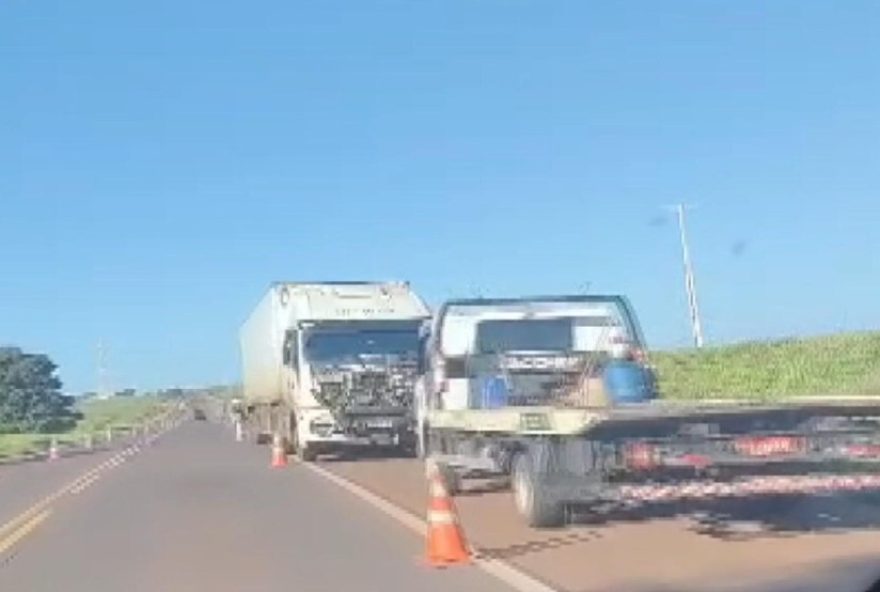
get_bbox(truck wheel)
[438,463,462,496]
[284,415,297,454]
[512,452,564,528]
[399,441,418,459]
[299,444,318,462]
[416,424,430,459]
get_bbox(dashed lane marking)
[0,439,157,558]
[70,472,102,495]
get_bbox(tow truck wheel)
[512,452,564,528]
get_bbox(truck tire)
[512,451,565,528]
[399,441,418,459]
[284,414,296,454]
[438,463,462,496]
[299,444,318,462]
[416,423,430,459]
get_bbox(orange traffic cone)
[271,434,287,468]
[425,460,470,567]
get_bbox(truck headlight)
[309,419,335,437]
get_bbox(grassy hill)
[74,395,171,432]
[653,331,880,400]
[0,396,171,459]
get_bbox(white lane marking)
[0,422,172,544]
[304,463,426,533]
[0,454,119,543]
[303,463,560,592]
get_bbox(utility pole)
[675,204,705,348]
[97,340,111,399]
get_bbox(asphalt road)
[0,422,508,592]
[4,421,880,592]
[322,459,880,592]
[0,446,123,529]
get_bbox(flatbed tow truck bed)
[424,397,880,527]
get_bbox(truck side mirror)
[282,331,297,367]
[417,335,429,374]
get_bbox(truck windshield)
[476,319,573,353]
[305,328,419,363]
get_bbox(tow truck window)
[475,318,573,353]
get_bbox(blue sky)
[2,1,879,393]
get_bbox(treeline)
[0,347,80,434]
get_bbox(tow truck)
[416,295,880,527]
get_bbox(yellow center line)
[0,449,129,540]
[0,509,51,556]
[0,505,44,540]
[70,473,102,494]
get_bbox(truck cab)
[240,281,430,460]
[285,318,425,457]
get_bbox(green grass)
[653,331,880,400]
[0,434,52,458]
[0,396,172,459]
[73,395,170,432]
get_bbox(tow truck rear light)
[666,453,713,469]
[624,442,658,469]
[842,444,880,458]
[734,436,805,457]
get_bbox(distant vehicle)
[193,409,207,421]
[417,295,880,528]
[239,282,430,460]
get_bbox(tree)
[0,347,81,433]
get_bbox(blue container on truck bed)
[603,360,655,404]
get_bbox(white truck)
[239,282,430,460]
[417,295,880,527]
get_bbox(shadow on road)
[319,448,416,463]
[474,530,602,560]
[615,554,880,592]
[568,491,880,539]
[472,491,880,561]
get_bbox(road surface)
[2,421,879,592]
[321,458,880,592]
[0,445,130,531]
[0,422,506,592]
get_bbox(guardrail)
[0,413,185,466]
